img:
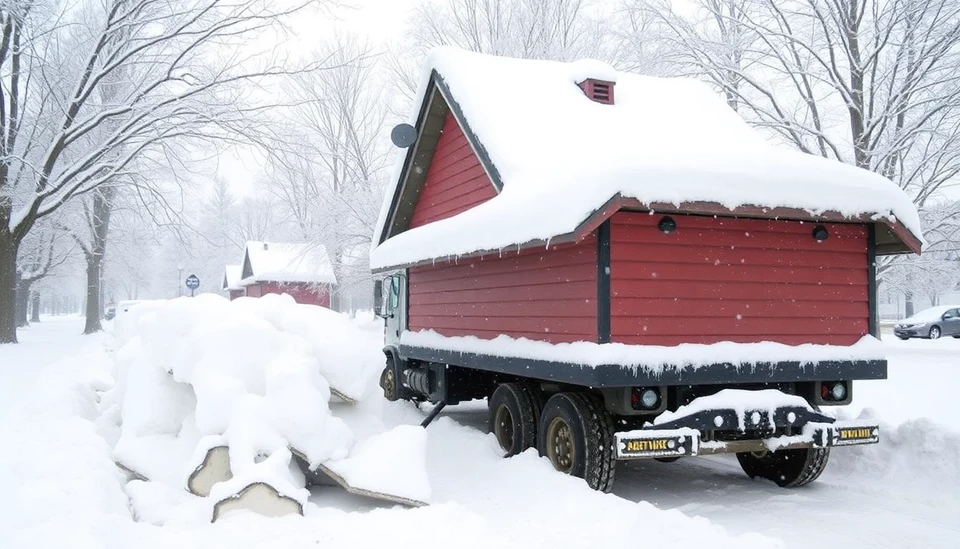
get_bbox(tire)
[488,383,542,456]
[736,447,830,488]
[896,335,910,340]
[379,354,410,402]
[537,392,616,492]
[929,326,941,340]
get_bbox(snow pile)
[827,410,960,502]
[402,330,886,370]
[371,47,922,269]
[0,338,132,549]
[104,293,420,518]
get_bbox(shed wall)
[244,282,331,308]
[408,235,599,343]
[408,111,497,229]
[609,212,869,346]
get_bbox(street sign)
[185,274,200,296]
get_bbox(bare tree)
[389,0,621,101]
[629,0,960,313]
[0,0,319,343]
[14,227,71,326]
[266,35,390,311]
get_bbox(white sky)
[214,0,418,196]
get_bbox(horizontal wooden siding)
[408,235,599,343]
[610,212,869,346]
[408,112,497,228]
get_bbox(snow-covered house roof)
[240,242,337,286]
[222,265,242,291]
[370,47,923,271]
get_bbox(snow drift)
[103,293,428,520]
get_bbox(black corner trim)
[399,345,888,387]
[597,220,611,343]
[432,73,505,192]
[867,224,878,338]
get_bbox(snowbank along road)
[1,310,958,549]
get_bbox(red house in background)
[221,265,243,300]
[239,241,336,307]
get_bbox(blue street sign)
[185,274,200,290]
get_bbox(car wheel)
[929,326,941,340]
[896,335,910,340]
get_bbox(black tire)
[379,354,410,402]
[537,392,616,492]
[896,335,910,340]
[488,383,542,456]
[736,447,830,488]
[929,326,941,340]
[655,457,681,463]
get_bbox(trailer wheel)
[736,447,830,488]
[488,383,542,456]
[379,354,409,402]
[537,392,616,492]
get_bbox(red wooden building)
[370,48,923,349]
[239,241,336,308]
[365,48,926,491]
[221,265,243,301]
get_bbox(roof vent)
[579,79,615,105]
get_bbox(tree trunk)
[15,279,30,328]
[0,231,19,343]
[31,292,40,323]
[81,185,114,335]
[83,255,103,334]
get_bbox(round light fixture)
[830,381,847,401]
[658,216,677,234]
[640,388,660,409]
[812,225,829,242]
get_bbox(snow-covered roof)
[370,47,923,271]
[222,265,242,291]
[240,242,336,286]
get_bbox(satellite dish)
[391,123,417,148]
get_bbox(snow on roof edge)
[243,241,337,285]
[370,47,925,270]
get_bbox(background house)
[239,242,336,307]
[221,265,243,300]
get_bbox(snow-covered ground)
[1,311,958,548]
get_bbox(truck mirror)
[373,279,384,317]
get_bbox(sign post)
[185,274,200,297]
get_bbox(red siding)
[228,289,243,301]
[244,282,331,308]
[408,112,496,228]
[408,235,598,343]
[610,212,869,346]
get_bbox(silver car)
[893,305,960,340]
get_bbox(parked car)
[104,305,116,321]
[894,306,960,340]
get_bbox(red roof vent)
[579,79,615,104]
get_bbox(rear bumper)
[615,406,879,460]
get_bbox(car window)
[947,309,960,318]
